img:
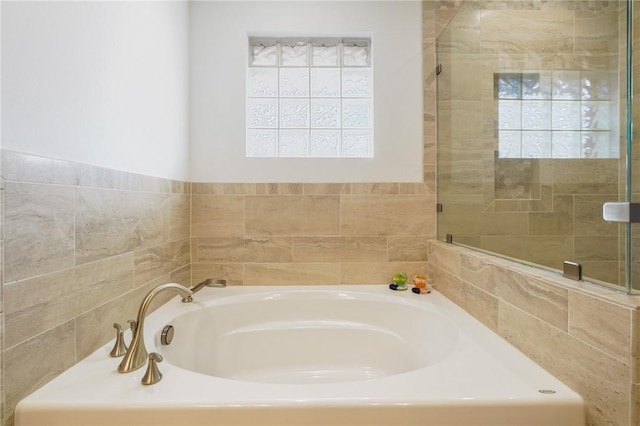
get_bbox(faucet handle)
[109,323,128,357]
[127,319,137,333]
[141,353,164,385]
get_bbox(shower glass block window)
[247,37,373,158]
[495,72,615,159]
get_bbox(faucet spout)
[189,278,226,294]
[190,278,213,294]
[118,283,193,374]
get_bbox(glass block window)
[495,72,615,159]
[247,37,373,158]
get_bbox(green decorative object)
[393,272,408,285]
[389,272,408,291]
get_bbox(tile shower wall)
[429,3,640,426]
[0,150,191,424]
[436,1,623,286]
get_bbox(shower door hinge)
[563,261,582,281]
[436,64,443,75]
[603,202,640,223]
[436,203,443,213]
[445,234,453,244]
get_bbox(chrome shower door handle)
[603,202,640,223]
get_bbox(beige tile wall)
[1,150,191,424]
[190,183,433,287]
[428,239,640,426]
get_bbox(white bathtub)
[15,285,585,426]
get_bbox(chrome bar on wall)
[602,202,640,223]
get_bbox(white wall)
[2,1,190,181]
[2,1,422,183]
[189,1,423,183]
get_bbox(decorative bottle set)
[388,272,431,294]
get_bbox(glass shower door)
[436,0,630,292]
